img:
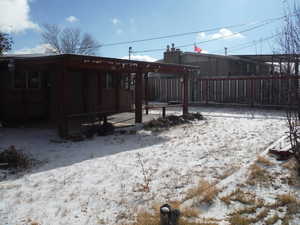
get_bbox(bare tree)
[0,33,12,55]
[278,1,300,74]
[278,2,300,171]
[41,24,100,55]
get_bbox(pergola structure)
[0,54,200,137]
[236,54,300,75]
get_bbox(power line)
[101,23,252,47]
[68,13,294,52]
[101,15,286,48]
[133,18,282,54]
[209,33,281,54]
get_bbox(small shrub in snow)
[144,113,204,131]
[0,145,33,171]
[135,153,151,192]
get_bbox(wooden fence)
[148,76,300,107]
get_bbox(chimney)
[171,43,175,52]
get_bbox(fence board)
[148,76,300,107]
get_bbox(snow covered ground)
[0,106,296,225]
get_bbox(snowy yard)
[1,106,299,225]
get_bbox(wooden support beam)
[182,72,189,115]
[135,72,143,123]
[115,73,121,112]
[58,68,70,138]
[295,60,299,76]
[280,59,282,74]
[144,73,149,115]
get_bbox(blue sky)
[0,0,293,61]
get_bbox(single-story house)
[0,54,199,137]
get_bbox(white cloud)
[211,28,244,39]
[197,28,244,41]
[116,28,123,35]
[197,32,206,39]
[66,16,79,23]
[14,43,55,54]
[112,18,120,25]
[0,0,39,33]
[121,55,157,62]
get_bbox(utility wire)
[209,33,281,54]
[68,13,292,52]
[101,15,286,48]
[132,19,281,54]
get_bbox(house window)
[13,71,41,89]
[28,72,41,89]
[121,75,130,89]
[14,72,27,88]
[105,73,113,88]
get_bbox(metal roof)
[234,54,300,63]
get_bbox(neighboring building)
[162,44,271,77]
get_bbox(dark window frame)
[13,71,41,89]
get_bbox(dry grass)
[217,166,240,180]
[256,155,274,166]
[131,210,160,225]
[127,210,218,225]
[281,158,300,186]
[219,193,232,205]
[246,163,274,186]
[231,189,259,205]
[220,188,257,206]
[282,158,298,170]
[181,207,200,218]
[265,213,280,225]
[228,207,270,225]
[228,214,252,225]
[185,179,219,205]
[275,193,298,207]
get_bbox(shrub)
[144,113,204,131]
[0,145,33,171]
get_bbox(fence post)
[205,79,208,105]
[182,73,189,115]
[251,79,254,107]
[162,107,166,118]
[145,73,149,115]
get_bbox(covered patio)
[0,54,200,137]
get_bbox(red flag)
[194,45,202,53]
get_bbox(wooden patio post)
[250,79,254,107]
[279,58,282,74]
[58,67,70,138]
[144,72,149,115]
[295,60,299,76]
[182,72,189,115]
[115,72,121,112]
[135,71,143,123]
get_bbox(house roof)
[234,54,300,63]
[179,52,266,64]
[0,53,201,75]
